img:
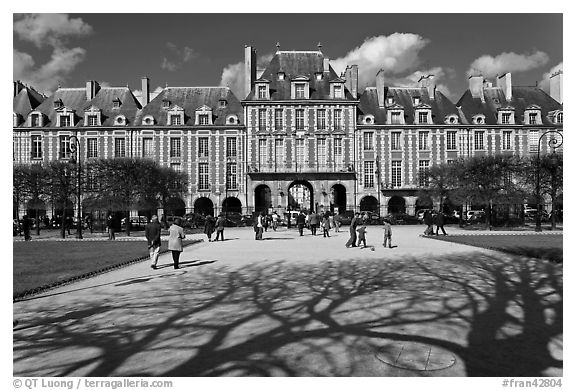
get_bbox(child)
[356,224,367,248]
[322,214,331,237]
[382,219,393,248]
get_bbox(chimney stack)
[85,80,100,101]
[549,70,563,104]
[141,76,150,106]
[419,75,436,100]
[323,57,330,73]
[344,65,358,99]
[244,45,257,99]
[376,69,386,108]
[497,72,512,101]
[468,74,485,103]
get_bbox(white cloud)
[538,62,563,93]
[331,33,430,88]
[388,67,454,99]
[13,13,92,48]
[161,57,179,72]
[467,51,549,78]
[183,47,198,62]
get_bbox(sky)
[13,12,562,103]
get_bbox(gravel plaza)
[13,225,562,377]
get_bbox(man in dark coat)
[309,211,320,235]
[22,215,31,241]
[346,212,361,247]
[146,215,162,269]
[423,210,434,235]
[204,214,216,242]
[435,212,447,235]
[296,211,306,236]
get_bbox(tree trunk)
[61,211,66,239]
[550,194,556,230]
[125,209,131,236]
[36,208,41,236]
[485,202,491,230]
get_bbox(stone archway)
[254,185,272,214]
[288,180,314,212]
[388,196,406,214]
[223,197,242,214]
[194,197,214,216]
[330,184,347,213]
[360,195,379,213]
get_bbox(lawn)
[13,240,195,297]
[431,234,563,262]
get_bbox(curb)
[13,239,203,302]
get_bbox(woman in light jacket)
[168,217,186,269]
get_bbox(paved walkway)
[13,225,563,377]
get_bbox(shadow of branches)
[13,252,562,377]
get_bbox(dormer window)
[291,76,310,99]
[56,107,75,127]
[557,112,563,124]
[334,85,343,98]
[445,115,458,125]
[13,113,21,127]
[388,105,405,125]
[167,105,185,126]
[199,114,209,125]
[170,114,181,126]
[418,111,429,124]
[472,115,485,125]
[84,106,102,127]
[143,115,155,125]
[162,99,170,109]
[112,98,121,109]
[295,84,305,99]
[363,115,375,125]
[413,96,420,106]
[387,97,394,105]
[114,115,126,126]
[315,72,323,81]
[524,105,542,125]
[414,103,432,124]
[219,99,227,108]
[277,71,285,81]
[255,79,270,100]
[195,105,213,125]
[29,112,42,127]
[226,115,238,125]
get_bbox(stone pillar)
[406,196,417,215]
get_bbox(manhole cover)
[375,342,456,371]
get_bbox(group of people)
[294,210,339,237]
[202,214,226,242]
[344,212,394,249]
[145,215,186,270]
[422,210,447,236]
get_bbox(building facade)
[12,46,563,220]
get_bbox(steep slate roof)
[136,87,243,126]
[358,87,458,125]
[13,86,46,117]
[29,85,142,127]
[245,51,354,101]
[456,86,563,126]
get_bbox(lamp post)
[535,130,563,232]
[69,135,83,239]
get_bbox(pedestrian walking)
[272,212,279,231]
[356,224,368,248]
[145,215,162,269]
[204,214,216,242]
[435,211,447,235]
[333,213,341,232]
[309,210,319,236]
[423,210,434,236]
[263,214,271,232]
[107,214,116,240]
[382,219,393,248]
[168,217,186,269]
[255,211,264,240]
[322,214,331,237]
[22,215,31,241]
[215,214,225,241]
[345,212,361,247]
[296,210,306,236]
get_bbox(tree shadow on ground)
[13,252,562,377]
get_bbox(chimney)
[345,64,358,99]
[497,72,512,101]
[141,76,150,106]
[376,69,386,108]
[13,80,25,97]
[468,75,485,103]
[549,70,563,104]
[419,75,436,100]
[244,45,257,99]
[323,57,330,73]
[85,80,100,101]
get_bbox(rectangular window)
[87,138,98,158]
[529,113,537,125]
[274,109,283,131]
[501,113,511,124]
[198,137,209,158]
[169,164,181,189]
[142,138,154,158]
[87,115,98,126]
[317,138,326,168]
[529,130,539,153]
[333,138,343,166]
[30,114,40,127]
[31,135,42,159]
[316,109,326,130]
[296,138,305,166]
[364,161,375,188]
[418,112,428,124]
[391,111,401,125]
[86,169,97,191]
[391,132,401,151]
[170,163,181,172]
[59,135,70,159]
[391,161,402,187]
[59,115,71,127]
[275,139,284,166]
[199,114,209,125]
[226,137,237,158]
[418,160,430,187]
[226,163,237,190]
[334,109,342,130]
[170,115,181,126]
[363,132,374,150]
[334,85,343,98]
[114,138,126,158]
[259,139,268,164]
[295,109,305,130]
[502,131,512,150]
[258,85,267,99]
[258,109,267,131]
[170,137,181,158]
[198,163,209,190]
[474,131,485,150]
[295,83,305,99]
[446,131,457,150]
[418,131,429,150]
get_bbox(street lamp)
[535,130,563,232]
[68,135,83,239]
